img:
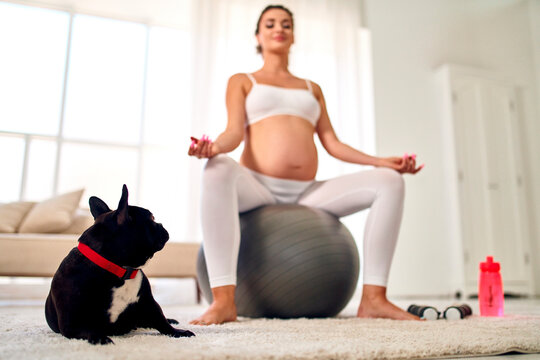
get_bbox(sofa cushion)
[60,208,94,234]
[18,189,84,234]
[0,201,36,233]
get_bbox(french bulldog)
[45,185,194,344]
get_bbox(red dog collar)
[78,242,139,280]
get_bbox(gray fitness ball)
[196,204,360,318]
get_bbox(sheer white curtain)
[0,0,372,246]
[185,0,373,241]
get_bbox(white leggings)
[201,155,405,288]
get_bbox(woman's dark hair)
[255,4,294,54]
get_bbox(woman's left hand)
[381,153,424,174]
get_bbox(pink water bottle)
[478,256,504,316]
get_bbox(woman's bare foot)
[190,300,237,325]
[190,285,238,325]
[356,285,421,320]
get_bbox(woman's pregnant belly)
[240,116,318,181]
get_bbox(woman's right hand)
[188,135,220,159]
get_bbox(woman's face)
[256,8,294,55]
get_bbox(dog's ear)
[116,184,129,225]
[89,196,111,219]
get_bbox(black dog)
[45,185,194,344]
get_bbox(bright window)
[0,135,25,202]
[0,3,192,241]
[62,15,147,145]
[0,3,69,135]
[25,138,57,201]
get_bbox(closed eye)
[265,18,291,29]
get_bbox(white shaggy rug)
[1,304,539,360]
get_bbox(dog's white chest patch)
[108,271,142,323]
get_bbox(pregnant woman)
[188,4,423,325]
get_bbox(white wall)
[526,0,540,298]
[363,0,540,297]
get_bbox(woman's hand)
[188,135,220,159]
[379,153,424,174]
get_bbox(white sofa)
[0,233,199,279]
[0,190,200,295]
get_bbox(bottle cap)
[480,256,500,272]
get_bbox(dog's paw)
[169,329,195,338]
[88,335,114,345]
[167,318,179,325]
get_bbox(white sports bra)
[244,73,321,127]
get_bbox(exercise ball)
[197,204,360,318]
